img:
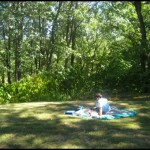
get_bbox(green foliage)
[0,84,11,104]
[0,1,150,104]
[4,75,46,103]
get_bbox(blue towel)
[65,105,137,120]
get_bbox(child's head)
[95,93,102,98]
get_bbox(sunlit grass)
[0,95,150,149]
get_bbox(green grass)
[0,94,150,149]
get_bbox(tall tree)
[47,1,63,70]
[133,1,147,72]
[1,2,12,83]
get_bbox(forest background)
[0,1,150,104]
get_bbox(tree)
[133,1,147,72]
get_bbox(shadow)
[110,93,150,101]
[0,100,150,149]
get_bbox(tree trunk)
[133,1,147,72]
[7,27,11,84]
[71,2,78,66]
[14,2,23,81]
[133,1,150,93]
[47,1,63,70]
[64,2,72,69]
[2,20,11,84]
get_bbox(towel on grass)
[64,105,137,120]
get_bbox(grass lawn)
[0,94,150,149]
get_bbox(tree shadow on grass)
[111,93,150,101]
[0,100,150,149]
